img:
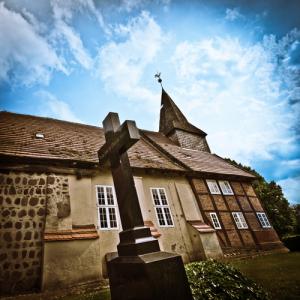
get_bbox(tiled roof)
[0,111,254,178]
[0,112,183,171]
[143,131,255,178]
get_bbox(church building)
[0,88,287,295]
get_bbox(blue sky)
[0,0,299,204]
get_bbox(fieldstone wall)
[45,175,71,231]
[0,171,70,295]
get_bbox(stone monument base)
[107,251,193,300]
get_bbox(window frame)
[218,180,234,195]
[209,212,222,229]
[95,185,119,230]
[232,212,248,229]
[206,179,221,194]
[150,187,174,228]
[256,212,271,228]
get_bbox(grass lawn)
[4,252,299,300]
[58,252,299,300]
[58,288,111,300]
[230,252,300,300]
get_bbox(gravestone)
[98,112,193,300]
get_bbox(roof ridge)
[141,132,192,171]
[212,153,256,177]
[140,135,186,171]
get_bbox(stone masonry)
[0,172,70,295]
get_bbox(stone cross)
[98,112,192,300]
[98,112,144,230]
[98,112,159,256]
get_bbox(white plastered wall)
[44,169,223,287]
[174,182,223,259]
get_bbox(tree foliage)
[224,158,296,237]
[292,204,300,234]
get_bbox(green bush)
[185,260,269,300]
[282,235,300,251]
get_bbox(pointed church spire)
[159,88,207,137]
[154,73,210,152]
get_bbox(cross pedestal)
[98,113,192,300]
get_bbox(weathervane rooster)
[154,72,163,87]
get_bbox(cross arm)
[98,113,140,165]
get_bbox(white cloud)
[36,90,82,123]
[53,20,93,69]
[120,0,147,12]
[50,0,98,70]
[277,176,300,204]
[119,0,171,12]
[225,8,243,21]
[96,11,165,106]
[170,33,299,164]
[0,2,67,86]
[50,0,108,33]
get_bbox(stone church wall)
[0,171,71,295]
[0,172,46,295]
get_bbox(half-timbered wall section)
[190,178,285,255]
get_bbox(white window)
[151,188,174,227]
[96,185,118,230]
[232,212,248,229]
[206,180,221,194]
[219,180,234,195]
[257,212,271,228]
[210,212,222,229]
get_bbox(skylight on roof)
[35,133,44,139]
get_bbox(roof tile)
[0,112,254,178]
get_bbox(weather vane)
[154,72,163,88]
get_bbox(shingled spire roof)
[159,88,207,137]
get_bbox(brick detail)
[248,197,263,211]
[240,230,255,247]
[212,195,227,210]
[44,225,99,241]
[242,183,256,197]
[230,182,245,195]
[191,179,208,194]
[219,212,235,230]
[199,194,214,210]
[244,212,261,230]
[227,229,242,247]
[224,196,240,211]
[238,196,252,211]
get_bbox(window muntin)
[257,212,271,228]
[210,212,222,229]
[232,212,248,229]
[219,180,234,195]
[206,180,221,194]
[150,188,174,227]
[96,185,118,229]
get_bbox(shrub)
[282,235,300,251]
[185,260,269,300]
